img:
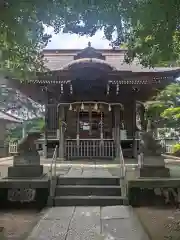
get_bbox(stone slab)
[82,168,112,177]
[26,207,75,240]
[139,166,170,178]
[56,167,71,176]
[101,205,130,219]
[66,167,83,177]
[101,206,150,240]
[128,178,180,188]
[43,207,75,220]
[26,206,150,240]
[66,207,101,240]
[8,165,43,178]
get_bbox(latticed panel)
[65,140,115,159]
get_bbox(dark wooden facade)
[7,46,180,160]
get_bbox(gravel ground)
[0,209,44,240]
[0,161,180,239]
[135,207,180,240]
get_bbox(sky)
[45,26,111,49]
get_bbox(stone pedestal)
[8,165,43,178]
[139,156,170,178]
[8,150,43,178]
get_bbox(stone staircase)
[52,176,128,206]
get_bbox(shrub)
[172,144,180,157]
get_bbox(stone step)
[55,185,121,196]
[54,195,128,206]
[57,177,121,185]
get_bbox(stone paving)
[61,166,113,178]
[26,206,150,240]
[25,166,150,240]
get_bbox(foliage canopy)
[0,85,44,119]
[1,0,180,77]
[146,82,180,129]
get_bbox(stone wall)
[129,187,180,207]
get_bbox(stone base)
[8,165,43,178]
[139,166,170,178]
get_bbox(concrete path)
[26,206,150,240]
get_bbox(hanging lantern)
[94,103,98,111]
[80,102,84,110]
[108,104,111,111]
[69,104,72,111]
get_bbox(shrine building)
[8,44,180,161]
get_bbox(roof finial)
[88,41,91,47]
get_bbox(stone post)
[44,104,48,158]
[58,106,65,161]
[22,123,26,138]
[139,131,170,177]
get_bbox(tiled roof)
[60,58,116,70]
[43,48,180,73]
[0,111,22,123]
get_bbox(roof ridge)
[0,110,22,122]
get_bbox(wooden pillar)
[124,102,133,138]
[132,100,137,158]
[76,108,80,144]
[89,105,92,136]
[58,106,65,161]
[43,104,48,158]
[100,111,103,140]
[114,106,121,160]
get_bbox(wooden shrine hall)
[8,44,180,161]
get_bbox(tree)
[125,0,180,67]
[145,82,180,131]
[7,117,44,141]
[1,0,53,78]
[1,0,180,77]
[0,84,44,119]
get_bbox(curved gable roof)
[0,111,22,123]
[60,58,116,71]
[43,48,180,74]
